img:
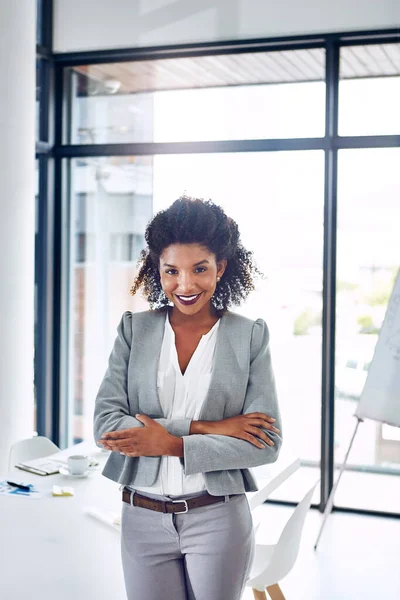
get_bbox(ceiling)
[340,43,400,78]
[72,43,400,96]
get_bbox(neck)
[169,303,218,328]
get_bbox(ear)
[216,259,227,278]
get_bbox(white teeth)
[178,294,199,301]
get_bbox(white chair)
[247,481,318,600]
[8,436,60,470]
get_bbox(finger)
[248,419,280,433]
[247,426,275,445]
[135,414,154,426]
[243,433,265,449]
[104,440,129,448]
[247,418,272,428]
[115,446,137,455]
[105,441,134,451]
[245,413,276,423]
[102,444,117,451]
[101,429,133,440]
[98,439,112,448]
[101,435,132,443]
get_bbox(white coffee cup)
[67,454,89,475]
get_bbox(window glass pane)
[339,44,400,136]
[67,49,325,144]
[68,156,153,443]
[335,148,400,512]
[153,83,325,142]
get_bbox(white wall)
[54,0,400,53]
[0,1,36,473]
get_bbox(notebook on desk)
[15,457,65,476]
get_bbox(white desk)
[0,443,300,600]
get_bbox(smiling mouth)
[176,293,202,306]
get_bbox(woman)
[94,196,282,600]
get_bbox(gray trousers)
[121,491,255,600]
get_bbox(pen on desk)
[6,481,32,491]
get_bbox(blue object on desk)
[6,481,33,491]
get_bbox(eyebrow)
[162,259,210,268]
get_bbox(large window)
[50,33,400,514]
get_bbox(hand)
[98,415,182,457]
[194,413,279,449]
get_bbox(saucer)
[59,466,91,478]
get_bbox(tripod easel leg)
[314,417,362,550]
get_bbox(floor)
[242,502,400,599]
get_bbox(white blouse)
[134,313,220,496]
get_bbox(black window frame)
[35,0,55,439]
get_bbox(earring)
[216,276,221,283]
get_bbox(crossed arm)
[98,412,280,456]
[94,313,282,473]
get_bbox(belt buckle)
[171,499,188,514]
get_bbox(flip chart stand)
[314,415,364,550]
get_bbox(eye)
[165,269,178,275]
[195,267,207,273]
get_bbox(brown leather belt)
[122,488,231,514]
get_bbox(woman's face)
[159,243,226,318]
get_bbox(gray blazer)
[93,309,282,495]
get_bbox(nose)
[177,271,196,293]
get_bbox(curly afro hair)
[130,195,261,313]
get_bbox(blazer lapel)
[132,310,167,417]
[199,313,242,420]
